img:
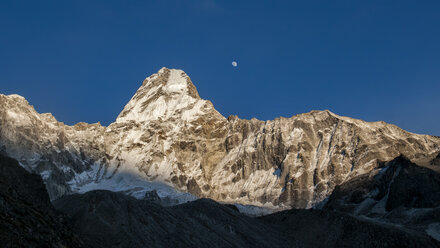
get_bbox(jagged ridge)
[1,67,439,208]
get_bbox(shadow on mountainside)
[0,154,84,247]
[323,155,440,242]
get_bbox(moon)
[232,61,238,67]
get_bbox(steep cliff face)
[216,112,440,208]
[1,67,439,208]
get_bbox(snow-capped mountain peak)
[116,68,205,123]
[1,68,439,210]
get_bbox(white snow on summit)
[116,68,206,123]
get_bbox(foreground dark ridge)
[0,153,83,247]
[1,67,439,209]
[54,190,439,248]
[1,153,439,247]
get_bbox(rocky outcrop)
[1,67,439,209]
[323,156,440,242]
[431,152,440,166]
[324,155,440,212]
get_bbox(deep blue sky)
[1,1,439,135]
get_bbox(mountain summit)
[116,68,206,123]
[1,68,439,209]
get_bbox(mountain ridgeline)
[1,67,439,210]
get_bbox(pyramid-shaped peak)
[115,68,210,123]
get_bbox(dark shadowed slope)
[323,155,440,243]
[53,190,293,248]
[0,153,83,247]
[261,208,439,248]
[54,188,440,248]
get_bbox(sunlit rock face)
[1,67,439,208]
[0,94,106,199]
